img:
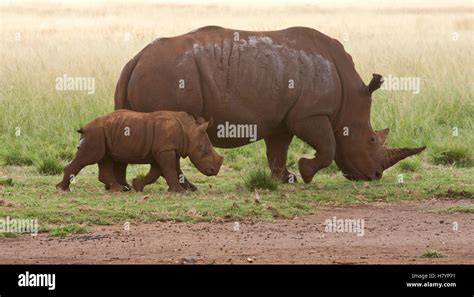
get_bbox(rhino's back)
[126,26,342,146]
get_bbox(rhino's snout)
[204,167,217,176]
[199,154,223,176]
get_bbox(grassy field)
[0,1,473,235]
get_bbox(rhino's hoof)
[275,172,298,184]
[108,184,129,193]
[181,182,197,192]
[132,179,144,192]
[298,158,314,184]
[55,183,70,192]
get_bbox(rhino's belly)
[109,153,155,164]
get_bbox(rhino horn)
[375,128,390,145]
[382,146,426,169]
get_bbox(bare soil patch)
[1,199,472,264]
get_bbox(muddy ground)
[1,199,472,264]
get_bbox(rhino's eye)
[202,148,210,156]
[369,135,376,144]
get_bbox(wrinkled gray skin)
[114,26,425,188]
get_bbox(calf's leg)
[56,130,105,191]
[56,157,91,192]
[113,162,131,191]
[98,156,128,192]
[132,163,162,192]
[155,151,185,193]
[175,159,197,191]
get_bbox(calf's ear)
[368,73,384,95]
[195,117,214,129]
[197,121,210,133]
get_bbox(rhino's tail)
[114,44,150,110]
[77,127,83,134]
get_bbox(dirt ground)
[1,199,472,264]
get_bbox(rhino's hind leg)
[132,163,162,192]
[264,132,297,183]
[289,116,336,184]
[98,157,128,192]
[176,159,197,191]
[113,162,131,191]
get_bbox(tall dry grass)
[0,1,472,170]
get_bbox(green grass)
[0,160,472,235]
[421,250,445,258]
[48,224,88,237]
[0,178,14,187]
[431,205,474,214]
[0,232,18,238]
[3,150,34,166]
[396,158,421,172]
[37,157,63,175]
[431,145,473,167]
[243,167,279,191]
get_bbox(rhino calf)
[56,110,223,192]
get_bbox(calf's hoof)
[168,185,186,193]
[298,158,315,184]
[108,184,129,193]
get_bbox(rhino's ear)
[368,73,384,95]
[375,128,389,145]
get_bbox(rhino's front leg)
[156,151,185,193]
[264,132,297,183]
[289,116,336,183]
[176,159,197,191]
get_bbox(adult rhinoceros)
[114,26,424,190]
